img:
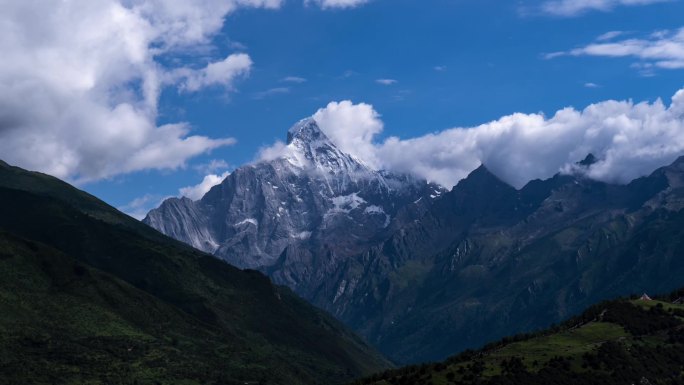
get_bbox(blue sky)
[1,0,683,218]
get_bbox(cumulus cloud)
[179,171,231,200]
[305,0,371,9]
[0,0,280,183]
[273,89,684,189]
[541,0,670,16]
[312,101,384,166]
[548,28,684,74]
[256,100,383,166]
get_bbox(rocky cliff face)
[144,118,443,297]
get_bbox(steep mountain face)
[325,156,684,363]
[144,118,443,299]
[0,161,391,385]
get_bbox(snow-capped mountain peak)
[145,116,441,284]
[280,118,372,181]
[286,117,328,145]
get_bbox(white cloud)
[549,28,684,73]
[584,82,601,88]
[194,159,230,174]
[281,76,307,83]
[177,54,253,92]
[0,0,281,183]
[305,0,370,9]
[123,166,230,217]
[274,90,684,189]
[252,87,291,99]
[631,62,658,77]
[126,0,282,48]
[376,79,398,85]
[118,193,168,220]
[312,101,384,167]
[257,141,290,163]
[255,100,383,167]
[596,31,626,41]
[179,171,231,200]
[541,0,670,16]
[544,51,567,59]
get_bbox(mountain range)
[146,118,684,364]
[0,159,390,384]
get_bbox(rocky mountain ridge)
[146,117,684,364]
[324,156,684,363]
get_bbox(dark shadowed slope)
[355,288,684,385]
[326,157,684,363]
[0,160,391,385]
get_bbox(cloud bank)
[296,89,684,189]
[0,0,283,183]
[541,0,670,16]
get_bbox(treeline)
[355,332,684,385]
[351,287,684,385]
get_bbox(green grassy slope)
[0,161,391,385]
[353,292,684,385]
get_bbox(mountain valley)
[0,160,390,384]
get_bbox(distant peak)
[469,163,501,181]
[577,153,598,167]
[671,155,684,167]
[286,118,330,145]
[451,163,516,196]
[279,117,371,175]
[459,163,511,188]
[473,163,491,174]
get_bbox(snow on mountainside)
[144,117,443,296]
